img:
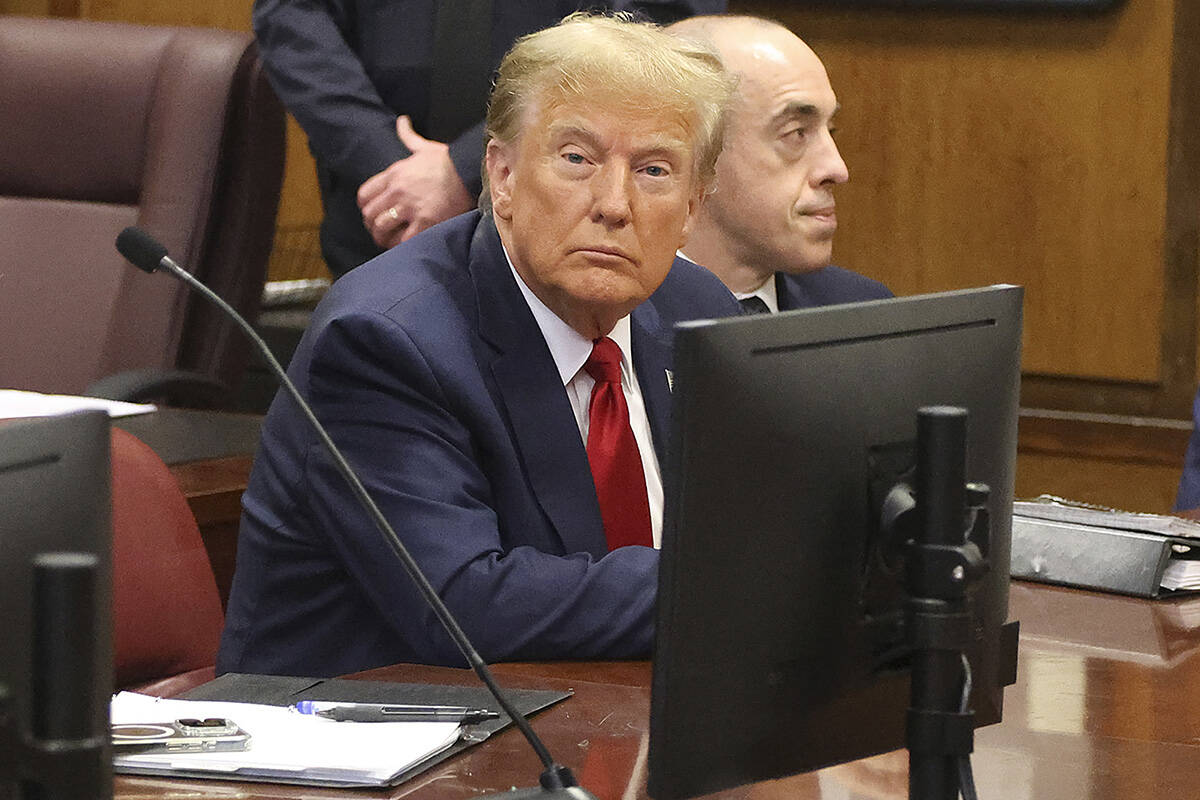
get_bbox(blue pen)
[294,700,499,724]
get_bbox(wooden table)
[113,580,1200,799]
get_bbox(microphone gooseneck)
[115,226,591,799]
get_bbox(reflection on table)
[112,581,1200,800]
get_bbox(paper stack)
[110,692,461,788]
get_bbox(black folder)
[178,673,571,786]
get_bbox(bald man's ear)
[678,183,706,248]
[485,139,515,221]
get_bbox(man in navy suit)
[216,14,738,676]
[670,16,891,311]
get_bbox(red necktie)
[584,337,652,550]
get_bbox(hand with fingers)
[358,115,476,249]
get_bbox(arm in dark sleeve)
[303,312,658,665]
[252,0,411,187]
[446,121,486,201]
[1176,387,1200,511]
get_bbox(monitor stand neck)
[904,407,990,800]
[1,553,109,799]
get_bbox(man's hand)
[358,115,475,249]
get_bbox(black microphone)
[116,226,595,800]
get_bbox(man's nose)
[591,163,633,225]
[815,132,850,187]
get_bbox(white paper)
[0,389,155,420]
[111,692,461,787]
[1161,559,1200,591]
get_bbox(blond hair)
[482,12,734,204]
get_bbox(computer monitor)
[648,285,1022,799]
[0,410,113,799]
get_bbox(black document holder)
[179,673,571,786]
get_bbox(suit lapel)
[470,219,608,560]
[775,272,806,312]
[631,301,674,468]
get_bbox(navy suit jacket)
[775,267,893,311]
[1176,386,1200,510]
[216,212,740,676]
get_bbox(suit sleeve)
[1177,388,1200,511]
[300,311,658,665]
[252,0,410,187]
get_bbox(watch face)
[112,724,175,742]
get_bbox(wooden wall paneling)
[78,0,250,29]
[742,1,1198,418]
[1016,410,1191,512]
[1,0,79,15]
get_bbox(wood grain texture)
[78,0,250,28]
[740,1,1172,384]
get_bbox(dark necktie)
[584,338,652,550]
[739,296,771,315]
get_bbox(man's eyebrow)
[774,101,840,123]
[547,122,688,161]
[547,123,601,147]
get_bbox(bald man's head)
[669,16,849,293]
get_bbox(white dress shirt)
[733,274,780,314]
[505,251,664,548]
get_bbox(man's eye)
[644,165,667,177]
[564,152,586,164]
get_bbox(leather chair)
[0,16,285,406]
[111,427,225,696]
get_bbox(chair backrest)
[110,427,225,695]
[0,16,285,395]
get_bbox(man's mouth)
[803,205,836,221]
[576,245,632,260]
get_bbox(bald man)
[670,15,891,313]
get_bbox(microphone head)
[115,227,168,273]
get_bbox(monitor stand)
[0,553,109,799]
[887,407,995,800]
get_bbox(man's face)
[486,92,703,338]
[705,31,849,275]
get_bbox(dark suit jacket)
[216,211,740,676]
[775,267,893,311]
[252,0,726,275]
[1177,387,1200,510]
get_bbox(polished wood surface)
[113,581,1200,800]
[171,455,252,608]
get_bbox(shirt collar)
[504,245,632,385]
[734,273,779,314]
[677,250,778,313]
